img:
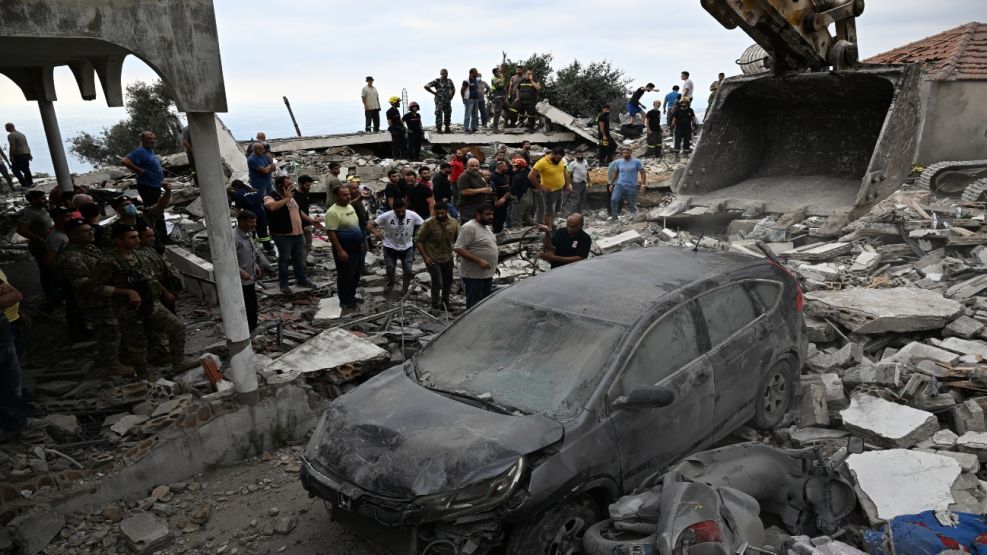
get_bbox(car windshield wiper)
[423,385,528,416]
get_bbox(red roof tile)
[865,22,987,81]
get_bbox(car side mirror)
[847,435,864,455]
[614,386,675,411]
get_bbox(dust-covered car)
[301,246,807,554]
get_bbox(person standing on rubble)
[565,151,590,215]
[136,224,181,315]
[108,182,173,251]
[490,66,508,131]
[58,219,134,377]
[234,210,265,332]
[454,203,498,309]
[264,176,318,294]
[431,163,458,220]
[449,149,467,185]
[538,213,592,268]
[627,83,655,122]
[93,223,194,377]
[424,69,455,134]
[461,68,482,134]
[0,275,26,439]
[407,169,435,219]
[610,147,647,219]
[231,179,275,256]
[416,203,459,311]
[362,76,382,133]
[5,123,32,189]
[247,142,277,198]
[244,132,271,157]
[490,160,514,233]
[369,198,425,296]
[597,104,616,166]
[326,185,365,309]
[645,100,664,158]
[515,70,542,131]
[456,158,493,223]
[403,101,425,161]
[708,72,725,110]
[16,190,54,297]
[671,97,698,154]
[506,66,525,127]
[530,147,572,229]
[662,86,682,130]
[680,71,695,99]
[295,175,321,257]
[121,131,169,246]
[509,158,534,227]
[346,177,372,274]
[386,96,406,158]
[384,169,408,210]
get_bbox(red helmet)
[511,158,528,169]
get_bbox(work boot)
[444,126,451,134]
[385,270,396,292]
[100,361,137,377]
[401,274,412,296]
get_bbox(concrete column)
[37,100,73,192]
[186,112,259,404]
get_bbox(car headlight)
[415,457,525,519]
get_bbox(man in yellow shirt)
[0,269,24,358]
[528,147,572,229]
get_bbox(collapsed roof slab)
[425,131,576,145]
[261,132,392,154]
[257,130,579,154]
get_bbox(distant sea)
[10,97,705,175]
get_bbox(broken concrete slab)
[788,427,849,447]
[945,274,987,301]
[534,101,599,144]
[111,414,149,437]
[957,431,987,461]
[595,230,644,253]
[44,414,80,435]
[120,512,173,554]
[932,429,960,449]
[427,130,576,145]
[313,297,342,325]
[889,341,960,365]
[937,337,987,358]
[843,363,901,388]
[799,382,829,427]
[807,287,963,334]
[262,327,388,384]
[797,263,841,282]
[840,394,938,448]
[952,399,987,436]
[6,508,65,554]
[915,449,981,473]
[850,250,881,274]
[846,449,962,524]
[944,315,985,339]
[784,241,852,261]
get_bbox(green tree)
[501,53,632,119]
[69,80,180,167]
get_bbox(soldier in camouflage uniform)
[93,223,194,377]
[424,69,455,134]
[58,219,135,377]
[489,66,508,131]
[136,225,181,313]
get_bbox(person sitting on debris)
[530,147,572,230]
[627,83,656,121]
[295,175,321,257]
[416,203,460,311]
[58,218,134,377]
[509,157,534,227]
[538,213,592,268]
[362,76,382,133]
[326,185,365,309]
[231,179,274,256]
[424,69,455,134]
[403,102,425,161]
[136,224,181,315]
[16,190,54,298]
[431,163,458,220]
[407,169,435,220]
[645,100,664,158]
[264,176,317,294]
[456,158,493,223]
[671,97,698,154]
[247,142,277,197]
[384,169,408,210]
[490,161,513,233]
[663,85,681,127]
[597,104,615,167]
[93,223,195,377]
[453,203,498,309]
[610,147,647,219]
[369,198,425,296]
[0,276,27,440]
[386,96,406,159]
[234,210,265,332]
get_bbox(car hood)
[304,367,565,499]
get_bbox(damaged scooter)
[583,439,862,555]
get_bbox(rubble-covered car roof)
[505,246,764,325]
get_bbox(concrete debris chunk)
[944,315,985,339]
[784,241,852,261]
[788,535,867,555]
[313,297,343,325]
[945,275,987,300]
[788,427,849,447]
[595,230,644,253]
[849,250,881,274]
[807,287,963,334]
[956,431,987,461]
[6,508,65,554]
[110,414,150,436]
[799,382,830,427]
[888,341,959,365]
[805,317,837,343]
[846,449,962,524]
[937,337,987,358]
[932,429,959,449]
[843,362,901,388]
[840,394,938,448]
[262,327,388,384]
[44,413,80,435]
[797,263,841,282]
[120,513,173,554]
[952,399,987,436]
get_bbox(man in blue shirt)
[663,86,682,128]
[122,131,168,245]
[247,142,277,197]
[609,147,646,219]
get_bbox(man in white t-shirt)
[680,71,695,100]
[369,198,424,295]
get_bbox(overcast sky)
[0,0,981,168]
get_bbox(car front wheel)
[752,358,794,429]
[506,496,601,555]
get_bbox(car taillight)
[769,259,804,313]
[674,520,722,554]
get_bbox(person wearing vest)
[515,70,542,131]
[263,175,321,294]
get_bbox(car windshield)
[417,298,627,418]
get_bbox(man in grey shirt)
[5,123,32,188]
[565,151,590,215]
[234,210,265,331]
[453,203,498,309]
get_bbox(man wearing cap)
[93,223,194,376]
[362,76,381,133]
[386,96,406,158]
[403,102,425,161]
[424,69,455,134]
[671,97,698,153]
[59,219,134,376]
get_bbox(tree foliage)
[501,52,632,120]
[69,80,181,168]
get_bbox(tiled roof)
[865,22,987,81]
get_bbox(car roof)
[504,245,766,326]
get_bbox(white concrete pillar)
[37,100,73,192]
[186,112,259,404]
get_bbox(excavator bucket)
[676,65,922,218]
